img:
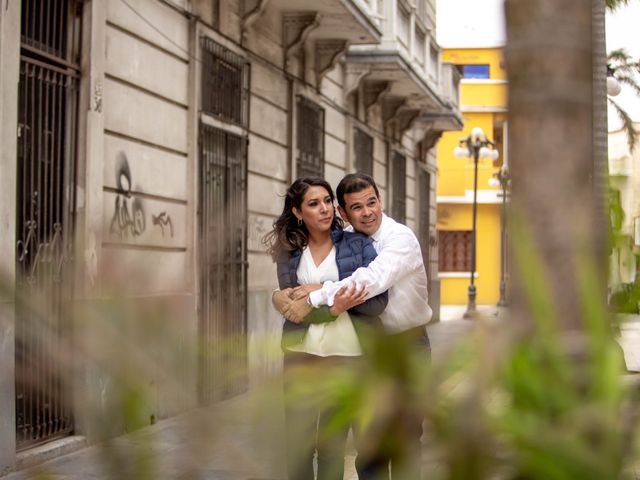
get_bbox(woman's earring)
[297,218,303,226]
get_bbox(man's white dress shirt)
[309,214,432,334]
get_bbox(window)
[297,96,325,178]
[201,37,250,127]
[418,170,431,271]
[354,128,373,175]
[438,230,472,272]
[459,64,490,79]
[391,151,406,223]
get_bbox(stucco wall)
[76,0,198,432]
[0,0,449,468]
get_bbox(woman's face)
[292,185,334,235]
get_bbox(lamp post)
[454,127,499,318]
[489,166,510,307]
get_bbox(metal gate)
[198,124,248,404]
[15,0,81,449]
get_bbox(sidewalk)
[4,307,639,479]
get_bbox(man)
[278,173,432,479]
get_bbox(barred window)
[21,0,81,63]
[201,37,250,127]
[418,170,431,267]
[438,230,472,272]
[296,96,325,178]
[391,151,406,223]
[354,128,373,175]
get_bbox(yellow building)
[436,48,508,306]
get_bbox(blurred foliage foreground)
[8,227,640,480]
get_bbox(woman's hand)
[290,283,322,300]
[282,297,312,324]
[329,283,368,316]
[272,288,293,314]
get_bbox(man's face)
[338,186,383,236]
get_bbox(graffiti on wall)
[248,214,268,250]
[152,212,174,238]
[110,153,146,238]
[109,152,177,243]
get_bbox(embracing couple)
[264,173,432,480]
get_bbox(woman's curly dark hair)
[263,177,343,261]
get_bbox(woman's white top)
[287,246,362,356]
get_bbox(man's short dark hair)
[336,173,380,209]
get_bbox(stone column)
[0,0,21,473]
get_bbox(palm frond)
[606,0,631,11]
[611,63,640,77]
[607,49,632,63]
[608,97,639,151]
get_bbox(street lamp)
[454,127,499,318]
[607,64,622,97]
[489,166,510,307]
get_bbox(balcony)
[417,62,463,137]
[344,0,462,140]
[241,0,383,84]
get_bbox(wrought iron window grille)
[354,128,374,175]
[438,230,473,272]
[201,37,250,128]
[296,96,325,179]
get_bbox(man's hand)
[272,288,293,314]
[290,283,322,300]
[329,283,368,316]
[282,297,312,324]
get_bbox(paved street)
[3,308,639,480]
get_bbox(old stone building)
[0,0,460,472]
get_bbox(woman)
[264,177,388,480]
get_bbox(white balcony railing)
[428,41,439,83]
[352,0,385,29]
[440,63,461,109]
[396,3,411,49]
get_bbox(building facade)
[436,47,508,305]
[608,124,640,288]
[0,0,460,472]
